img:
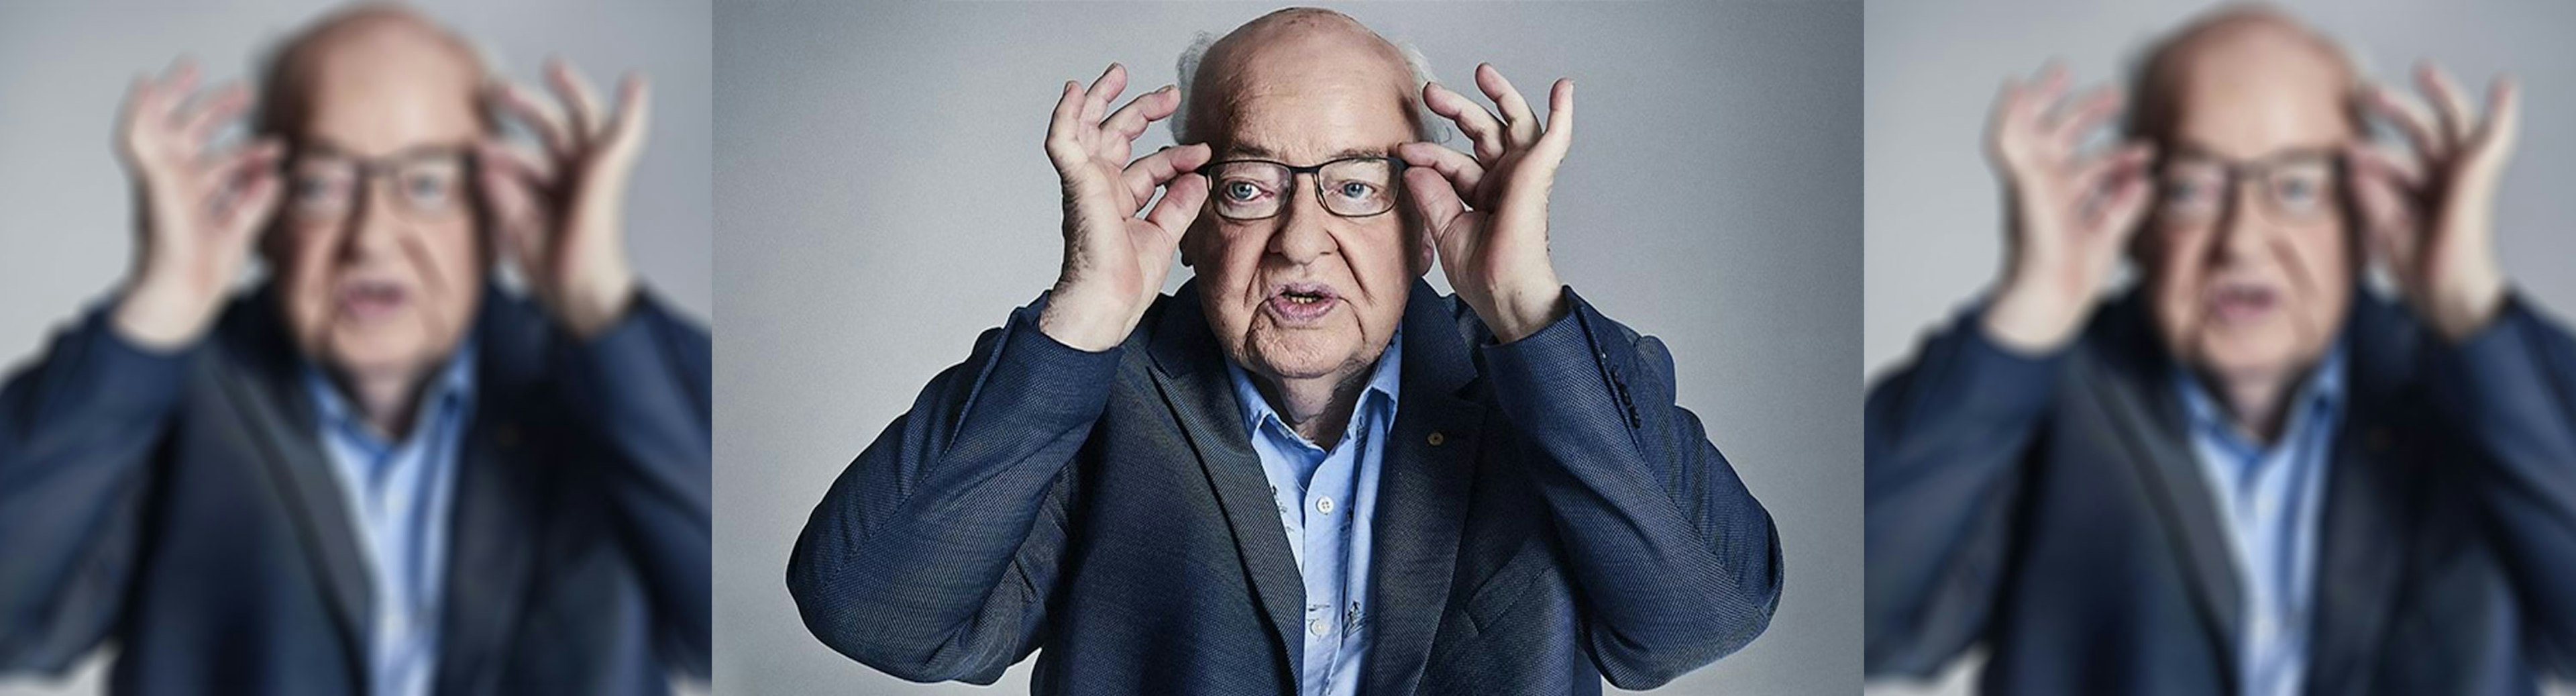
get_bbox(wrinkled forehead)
[1194,30,1417,164]
[276,25,488,158]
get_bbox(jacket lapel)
[2087,299,2245,670]
[432,293,549,696]
[1362,281,1484,696]
[2302,302,2419,696]
[208,290,374,684]
[1144,282,1309,681]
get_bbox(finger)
[1099,85,1179,151]
[2345,145,2420,248]
[1475,63,1539,148]
[1120,142,1211,212]
[477,139,559,189]
[2465,76,2519,174]
[1081,62,1127,128]
[600,72,651,165]
[1398,142,1485,207]
[2345,142,2426,194]
[547,58,604,146]
[494,81,576,158]
[2043,85,2122,147]
[1401,165,1468,246]
[2365,84,2447,161]
[1142,168,1208,239]
[1045,79,1085,163]
[1529,78,1575,164]
[213,138,284,231]
[2070,141,2155,192]
[2015,62,2070,127]
[2417,62,2474,144]
[1424,82,1507,162]
[178,83,253,151]
[153,59,201,121]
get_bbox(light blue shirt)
[1226,334,1401,696]
[304,344,476,696]
[2173,346,2345,696]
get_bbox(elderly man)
[1866,7,2576,695]
[788,7,1780,695]
[0,6,709,695]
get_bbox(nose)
[337,175,405,262]
[1265,172,1337,264]
[2213,176,2271,264]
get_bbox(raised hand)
[1399,63,1572,344]
[2351,62,2516,343]
[482,58,647,340]
[113,60,285,350]
[1036,62,1211,351]
[1981,64,2157,354]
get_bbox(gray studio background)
[0,1,712,695]
[1864,1,2576,695]
[716,1,1859,694]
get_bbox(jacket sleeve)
[2421,294,2576,677]
[550,292,714,679]
[785,297,1117,684]
[0,307,187,673]
[1476,287,1784,689]
[1862,307,2059,679]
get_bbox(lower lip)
[2206,290,2277,324]
[1263,295,1338,324]
[339,289,409,322]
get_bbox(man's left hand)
[482,58,648,340]
[1402,63,1573,344]
[2351,62,2516,344]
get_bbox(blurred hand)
[1981,64,2156,354]
[1400,63,1572,344]
[2351,62,2515,344]
[1036,63,1211,351]
[113,60,284,350]
[482,58,647,340]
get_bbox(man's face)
[2143,32,2355,386]
[1186,27,1424,383]
[272,33,487,383]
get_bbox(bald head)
[1175,7,1434,148]
[2127,5,2360,148]
[256,3,489,142]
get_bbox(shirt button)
[1309,617,1331,636]
[1316,497,1334,515]
[1427,432,1446,446]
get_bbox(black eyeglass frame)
[1193,155,1411,221]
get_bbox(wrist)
[555,266,639,340]
[1477,277,1566,344]
[1037,281,1136,352]
[1984,270,2088,355]
[114,272,221,351]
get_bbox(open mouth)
[337,279,412,323]
[2204,281,2279,326]
[1262,282,1340,324]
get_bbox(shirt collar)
[1224,329,1404,446]
[303,338,481,449]
[2173,343,2348,458]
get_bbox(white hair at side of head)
[1169,30,1452,146]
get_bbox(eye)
[290,174,346,209]
[1221,179,1272,203]
[2161,180,2206,206]
[402,172,455,206]
[1334,181,1379,201]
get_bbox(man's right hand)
[1036,63,1210,352]
[1982,64,2156,354]
[112,60,283,352]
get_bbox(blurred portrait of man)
[0,4,710,694]
[1866,5,2576,695]
[784,7,1783,694]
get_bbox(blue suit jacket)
[788,279,1782,695]
[1866,289,2576,695]
[0,283,711,695]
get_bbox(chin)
[2190,327,2314,384]
[1242,328,1370,382]
[324,324,449,379]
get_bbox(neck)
[1252,365,1377,450]
[2201,365,2308,446]
[333,366,434,442]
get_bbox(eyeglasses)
[1195,156,1407,221]
[2153,150,2342,228]
[283,144,474,223]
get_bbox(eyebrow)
[2164,140,2343,166]
[293,138,476,162]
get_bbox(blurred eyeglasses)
[1197,156,1407,220]
[284,144,474,223]
[2153,149,2342,228]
